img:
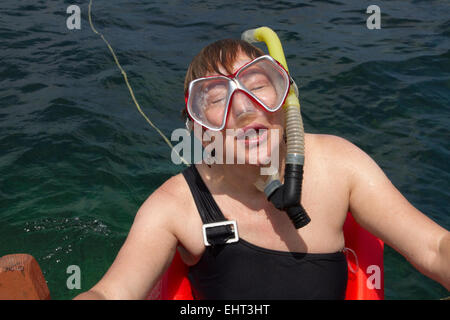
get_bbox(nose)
[230,90,258,119]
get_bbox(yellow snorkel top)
[242,27,300,110]
[243,27,289,71]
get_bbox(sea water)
[0,0,448,299]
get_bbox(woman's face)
[202,51,285,167]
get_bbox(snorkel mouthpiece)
[242,27,311,229]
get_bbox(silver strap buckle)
[202,220,239,246]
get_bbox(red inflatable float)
[147,212,384,300]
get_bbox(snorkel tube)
[241,27,311,229]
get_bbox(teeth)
[246,130,259,138]
[236,128,267,141]
[244,129,267,141]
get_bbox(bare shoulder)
[303,133,382,204]
[311,134,388,183]
[134,171,195,234]
[306,133,362,156]
[138,173,191,213]
[84,171,195,299]
[304,133,369,176]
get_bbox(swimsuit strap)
[182,165,235,246]
[182,165,227,223]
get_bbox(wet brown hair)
[182,39,265,121]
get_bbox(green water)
[0,0,449,299]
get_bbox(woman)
[74,39,450,299]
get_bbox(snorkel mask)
[241,27,311,229]
[185,54,291,131]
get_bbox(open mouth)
[236,124,269,147]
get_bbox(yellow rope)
[88,0,189,165]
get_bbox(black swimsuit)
[182,165,348,300]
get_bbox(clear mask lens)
[187,56,290,131]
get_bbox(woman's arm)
[332,136,450,290]
[74,181,182,300]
